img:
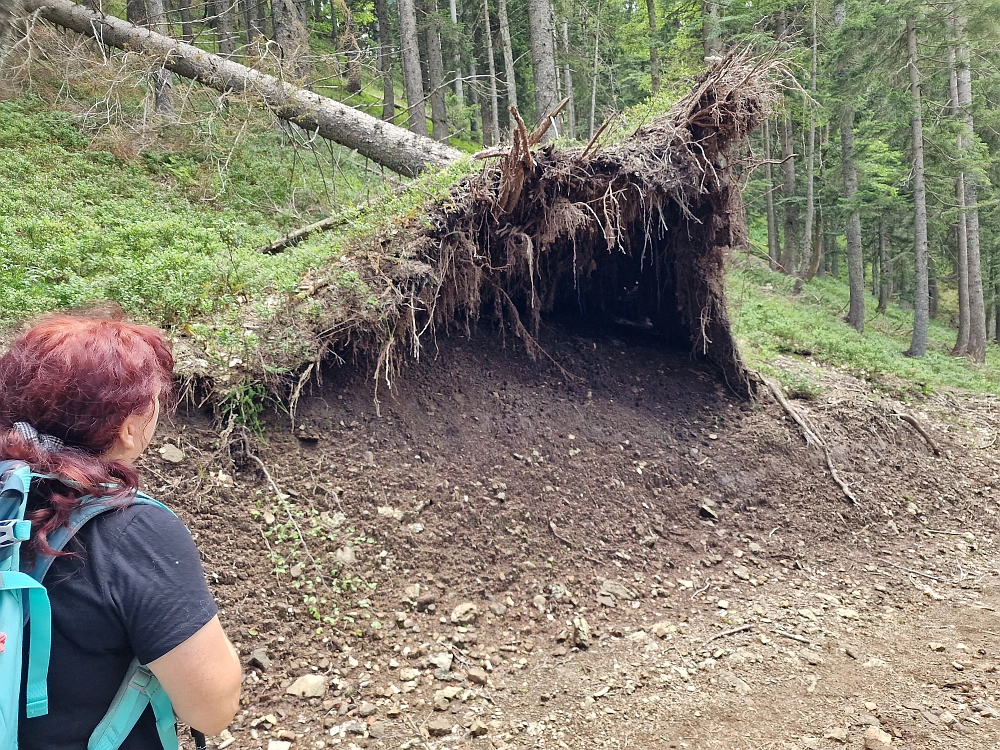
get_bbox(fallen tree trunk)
[21,0,463,177]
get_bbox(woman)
[2,310,242,749]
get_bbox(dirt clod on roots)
[196,51,779,409]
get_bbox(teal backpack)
[0,460,180,750]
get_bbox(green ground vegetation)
[729,257,1000,399]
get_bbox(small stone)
[249,648,272,671]
[721,671,750,696]
[276,730,297,741]
[952,661,965,671]
[408,522,425,534]
[426,718,454,737]
[289,564,302,578]
[429,652,454,671]
[416,593,438,612]
[335,546,357,566]
[929,642,946,652]
[267,742,292,750]
[342,721,366,736]
[600,580,637,601]
[451,602,479,624]
[920,711,941,726]
[845,646,860,660]
[596,593,617,608]
[362,450,375,465]
[748,542,763,554]
[488,602,507,617]
[469,720,489,737]
[573,617,592,648]
[863,726,892,748]
[649,621,676,638]
[358,702,377,717]
[836,608,859,619]
[286,675,327,698]
[399,667,419,681]
[800,649,822,666]
[938,711,957,727]
[823,727,848,742]
[368,722,385,739]
[532,594,547,611]
[467,667,488,686]
[158,444,185,463]
[404,583,421,600]
[733,566,751,581]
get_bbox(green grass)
[728,257,1000,398]
[0,96,393,329]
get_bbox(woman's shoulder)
[80,497,195,560]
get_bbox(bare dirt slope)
[143,323,1000,750]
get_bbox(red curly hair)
[0,307,175,557]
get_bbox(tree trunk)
[448,0,463,102]
[763,119,778,270]
[778,110,798,273]
[374,0,396,122]
[216,0,236,56]
[481,0,500,144]
[905,19,929,358]
[425,0,449,140]
[177,0,193,40]
[877,219,892,313]
[27,0,462,176]
[841,108,864,332]
[797,0,817,286]
[646,0,659,96]
[345,33,363,94]
[468,57,479,134]
[949,44,970,355]
[527,0,559,134]
[272,0,310,79]
[497,0,517,112]
[561,19,575,139]
[588,7,600,139]
[702,0,720,60]
[397,0,428,135]
[954,8,987,361]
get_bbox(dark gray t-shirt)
[19,503,219,750]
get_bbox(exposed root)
[893,412,941,455]
[765,378,858,505]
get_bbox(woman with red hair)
[2,309,241,749]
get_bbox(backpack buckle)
[0,519,30,546]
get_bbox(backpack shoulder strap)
[87,659,179,750]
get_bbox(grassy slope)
[0,96,386,330]
[728,257,1000,399]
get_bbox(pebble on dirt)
[451,602,479,624]
[426,717,454,737]
[157,443,185,463]
[286,674,327,698]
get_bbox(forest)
[3,0,999,376]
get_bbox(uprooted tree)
[178,54,780,408]
[16,0,462,177]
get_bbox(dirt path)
[144,325,1000,750]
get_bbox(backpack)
[0,459,180,750]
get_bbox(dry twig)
[893,412,941,455]
[702,624,753,647]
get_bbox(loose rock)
[286,674,327,698]
[451,602,479,624]
[426,718,454,737]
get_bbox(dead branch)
[701,624,753,647]
[893,412,941,455]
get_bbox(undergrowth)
[728,256,1000,399]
